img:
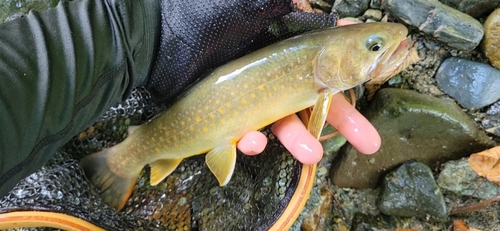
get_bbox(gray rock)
[321,125,347,156]
[370,0,382,9]
[332,0,370,17]
[350,213,395,231]
[351,212,429,230]
[437,158,500,199]
[377,161,448,220]
[436,57,500,110]
[330,89,495,189]
[381,0,484,51]
[439,0,500,18]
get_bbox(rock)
[377,161,448,220]
[381,0,484,51]
[439,0,500,18]
[351,213,427,230]
[300,189,333,231]
[437,158,500,199]
[481,102,500,137]
[332,0,370,17]
[350,213,396,231]
[363,9,383,21]
[330,88,495,189]
[370,0,382,9]
[482,8,500,69]
[436,57,500,110]
[321,125,347,156]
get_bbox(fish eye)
[366,35,384,52]
[370,43,382,51]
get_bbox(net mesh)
[0,87,302,231]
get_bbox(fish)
[80,22,419,210]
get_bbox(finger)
[327,93,381,154]
[272,114,323,164]
[337,19,359,26]
[237,131,268,156]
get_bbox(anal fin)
[149,158,183,185]
[205,143,237,186]
[308,90,333,139]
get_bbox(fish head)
[313,22,419,91]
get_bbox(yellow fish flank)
[80,22,419,210]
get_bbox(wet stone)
[300,189,333,231]
[437,158,500,199]
[321,125,347,156]
[363,9,382,21]
[439,0,500,18]
[482,8,500,69]
[330,88,495,189]
[350,213,428,230]
[332,0,370,17]
[436,57,500,110]
[350,213,396,231]
[370,0,382,9]
[382,0,484,51]
[377,161,448,220]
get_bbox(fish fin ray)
[80,149,138,211]
[205,143,237,186]
[308,90,333,139]
[149,158,183,185]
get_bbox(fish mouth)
[369,36,420,80]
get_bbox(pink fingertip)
[237,131,267,156]
[272,115,323,165]
[337,19,358,26]
[327,94,381,155]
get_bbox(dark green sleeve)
[0,0,160,197]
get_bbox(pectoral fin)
[308,90,333,139]
[205,143,237,186]
[149,158,183,185]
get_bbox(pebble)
[437,159,500,199]
[436,57,500,110]
[439,0,500,18]
[330,88,495,189]
[482,8,500,69]
[350,212,427,230]
[332,0,370,17]
[377,161,448,220]
[300,190,333,231]
[320,125,347,156]
[362,9,382,21]
[350,213,396,230]
[381,0,484,51]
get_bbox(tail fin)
[79,149,138,211]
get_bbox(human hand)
[238,93,381,164]
[237,20,381,164]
